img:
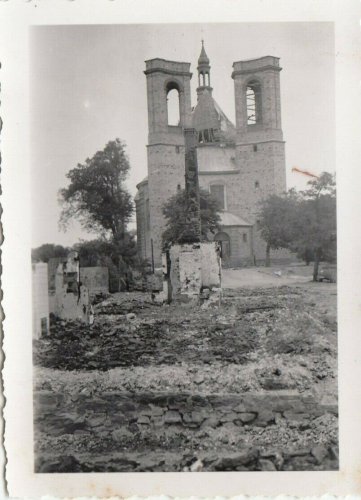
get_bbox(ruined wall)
[32,263,50,339]
[167,242,222,302]
[53,252,92,324]
[80,267,109,295]
[168,244,202,300]
[48,257,64,292]
[200,242,222,287]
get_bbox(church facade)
[135,43,287,267]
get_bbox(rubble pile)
[33,284,338,472]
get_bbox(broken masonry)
[54,251,94,324]
[160,128,222,304]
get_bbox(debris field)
[33,281,338,472]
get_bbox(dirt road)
[222,266,312,288]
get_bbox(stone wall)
[34,389,338,472]
[232,57,289,263]
[147,144,186,266]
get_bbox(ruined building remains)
[136,43,287,267]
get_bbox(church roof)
[192,91,236,145]
[198,40,210,67]
[220,211,252,227]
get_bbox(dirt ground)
[33,265,338,472]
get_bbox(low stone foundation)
[34,389,338,472]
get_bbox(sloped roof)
[192,91,236,145]
[198,41,210,67]
[220,211,252,227]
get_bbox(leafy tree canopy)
[292,172,336,279]
[32,243,69,263]
[258,172,336,279]
[59,139,134,239]
[258,189,300,263]
[162,188,221,249]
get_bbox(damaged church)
[136,42,288,267]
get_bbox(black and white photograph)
[30,22,338,473]
[1,1,361,498]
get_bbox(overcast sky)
[30,22,335,248]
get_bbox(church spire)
[197,40,212,90]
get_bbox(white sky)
[30,23,335,248]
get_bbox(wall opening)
[246,80,262,125]
[198,128,217,144]
[167,87,180,126]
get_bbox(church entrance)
[214,231,231,264]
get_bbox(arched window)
[214,231,231,259]
[210,184,226,210]
[246,80,262,125]
[166,81,181,126]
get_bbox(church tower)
[232,56,286,257]
[144,58,193,265]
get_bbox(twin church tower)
[135,42,286,267]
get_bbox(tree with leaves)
[257,189,300,267]
[258,172,336,280]
[59,139,134,239]
[161,188,221,250]
[31,243,69,263]
[293,172,336,281]
[73,236,137,292]
[59,139,136,290]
